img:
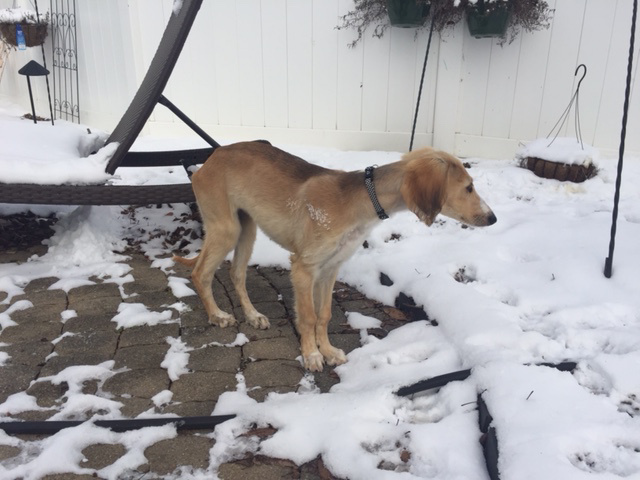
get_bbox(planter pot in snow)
[387,0,430,28]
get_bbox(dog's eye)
[466,184,473,193]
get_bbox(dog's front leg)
[314,269,347,367]
[291,258,324,371]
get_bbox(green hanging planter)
[466,3,511,38]
[387,0,430,28]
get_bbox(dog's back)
[192,142,345,252]
[196,141,332,183]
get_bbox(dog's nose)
[487,212,497,225]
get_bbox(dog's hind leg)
[191,219,240,328]
[314,269,347,367]
[230,211,270,330]
[291,257,324,371]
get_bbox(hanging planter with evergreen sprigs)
[386,0,431,28]
[466,0,511,38]
[337,0,552,48]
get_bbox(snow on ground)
[1,103,640,479]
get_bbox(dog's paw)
[247,312,270,330]
[303,351,325,372]
[210,312,237,328]
[323,347,347,367]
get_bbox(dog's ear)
[400,156,449,226]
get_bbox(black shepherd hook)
[409,17,436,152]
[546,63,587,149]
[33,0,54,125]
[605,0,637,278]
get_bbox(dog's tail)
[173,255,198,269]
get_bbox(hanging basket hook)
[575,64,587,90]
[546,64,588,149]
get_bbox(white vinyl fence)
[1,0,639,158]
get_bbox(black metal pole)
[158,95,220,149]
[34,0,54,125]
[604,0,637,278]
[25,76,37,124]
[409,19,435,152]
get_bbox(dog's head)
[400,148,497,227]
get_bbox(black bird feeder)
[18,60,54,125]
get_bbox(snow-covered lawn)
[1,103,639,479]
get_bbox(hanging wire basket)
[517,64,598,183]
[0,22,48,47]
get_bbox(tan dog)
[174,142,496,371]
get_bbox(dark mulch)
[21,113,51,122]
[0,212,58,250]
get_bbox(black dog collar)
[364,166,389,220]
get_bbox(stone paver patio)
[0,237,418,479]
